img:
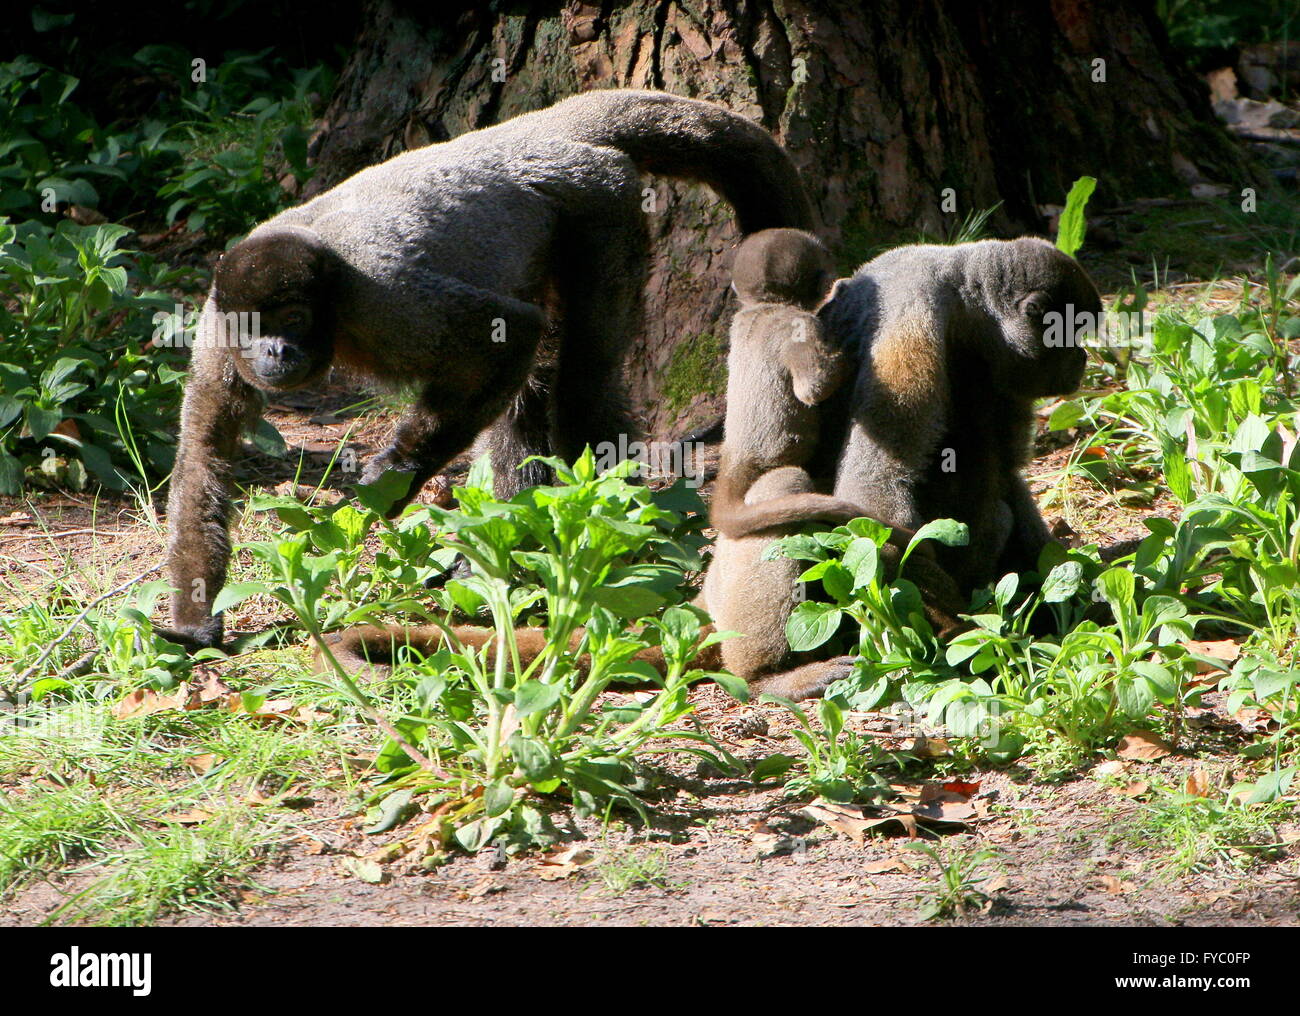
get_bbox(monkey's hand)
[153,624,222,653]
[357,454,425,519]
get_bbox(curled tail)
[711,462,865,538]
[547,89,814,234]
[714,491,869,538]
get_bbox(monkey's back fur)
[820,237,1100,590]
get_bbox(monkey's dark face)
[214,228,338,392]
[990,239,1099,398]
[240,301,332,390]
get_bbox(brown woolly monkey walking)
[820,237,1102,591]
[163,89,814,650]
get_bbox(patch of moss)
[661,331,725,416]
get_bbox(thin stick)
[10,565,159,688]
[2,529,132,541]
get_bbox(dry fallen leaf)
[187,670,233,706]
[537,845,595,881]
[52,418,81,441]
[1098,874,1131,895]
[941,779,982,797]
[867,812,920,837]
[113,688,189,720]
[185,753,219,774]
[800,802,873,845]
[462,876,503,899]
[1093,760,1128,779]
[862,857,907,874]
[343,857,387,884]
[1116,731,1172,760]
[910,789,978,825]
[159,808,214,825]
[910,735,951,758]
[1233,707,1274,734]
[1182,638,1241,674]
[1184,769,1213,798]
[225,695,299,723]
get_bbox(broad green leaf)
[514,680,562,718]
[483,781,515,818]
[909,518,969,549]
[711,671,750,703]
[1252,669,1300,701]
[509,733,561,783]
[1041,561,1084,602]
[1055,176,1097,257]
[752,753,796,781]
[1116,675,1155,719]
[1048,400,1084,431]
[211,581,267,615]
[785,600,843,652]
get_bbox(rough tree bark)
[304,0,1255,437]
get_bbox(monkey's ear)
[815,277,849,313]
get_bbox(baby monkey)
[710,229,866,538]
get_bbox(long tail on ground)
[546,89,815,234]
[315,622,720,677]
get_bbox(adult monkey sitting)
[818,237,1102,592]
[164,89,814,650]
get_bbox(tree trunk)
[306,0,1255,437]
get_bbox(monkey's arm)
[164,301,262,648]
[999,474,1055,575]
[832,310,949,532]
[780,315,847,407]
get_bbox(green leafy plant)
[598,841,676,894]
[1113,777,1291,878]
[222,452,730,852]
[766,517,970,711]
[939,563,1200,750]
[0,218,190,492]
[136,49,330,235]
[906,840,1003,920]
[0,57,186,219]
[760,695,888,804]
